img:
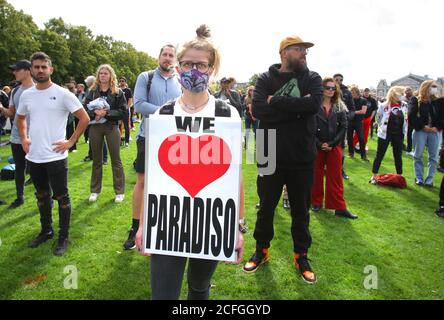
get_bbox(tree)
[248,73,261,86]
[0,0,40,84]
[37,29,71,84]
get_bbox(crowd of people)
[0,24,443,300]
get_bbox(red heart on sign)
[158,134,232,198]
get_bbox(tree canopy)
[0,0,157,88]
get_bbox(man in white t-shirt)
[16,52,89,256]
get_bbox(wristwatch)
[239,218,247,234]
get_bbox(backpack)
[146,70,155,97]
[1,164,15,180]
[374,174,407,189]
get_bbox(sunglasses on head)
[324,86,336,91]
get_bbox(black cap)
[220,77,230,83]
[9,60,31,71]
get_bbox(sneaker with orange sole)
[294,253,317,284]
[243,248,269,273]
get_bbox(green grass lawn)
[0,125,443,300]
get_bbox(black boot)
[335,210,358,220]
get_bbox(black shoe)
[255,203,261,209]
[348,154,354,159]
[361,157,370,162]
[437,167,444,173]
[294,253,317,284]
[335,210,358,220]
[283,199,291,210]
[342,172,349,180]
[123,228,137,250]
[28,231,54,248]
[8,198,24,209]
[415,180,424,186]
[436,207,444,218]
[243,248,270,273]
[312,206,322,212]
[425,183,434,188]
[103,160,108,165]
[54,238,69,256]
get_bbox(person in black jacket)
[311,78,357,220]
[334,74,355,180]
[408,80,444,187]
[347,86,369,161]
[243,35,322,284]
[370,86,407,183]
[214,77,243,117]
[84,64,127,203]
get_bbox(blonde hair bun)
[196,25,211,40]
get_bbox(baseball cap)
[220,77,230,83]
[9,60,31,71]
[279,36,314,53]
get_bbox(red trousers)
[311,146,347,211]
[353,116,372,147]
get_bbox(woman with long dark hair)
[311,77,357,219]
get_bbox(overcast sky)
[9,0,443,88]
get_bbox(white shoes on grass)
[89,193,99,202]
[88,193,124,203]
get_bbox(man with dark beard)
[244,36,323,284]
[16,52,89,256]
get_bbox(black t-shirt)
[363,96,378,119]
[353,97,367,122]
[122,88,132,104]
[0,90,9,107]
[99,91,108,99]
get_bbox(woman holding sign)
[136,25,244,300]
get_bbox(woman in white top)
[136,25,245,300]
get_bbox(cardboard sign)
[142,112,242,262]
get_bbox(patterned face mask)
[180,69,210,93]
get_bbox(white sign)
[142,113,242,262]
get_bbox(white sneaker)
[115,194,125,203]
[89,193,99,202]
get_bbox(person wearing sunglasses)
[408,80,444,187]
[311,78,357,220]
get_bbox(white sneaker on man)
[115,194,125,203]
[89,193,99,202]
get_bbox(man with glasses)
[244,35,323,284]
[123,45,182,250]
[334,73,355,180]
[215,77,243,117]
